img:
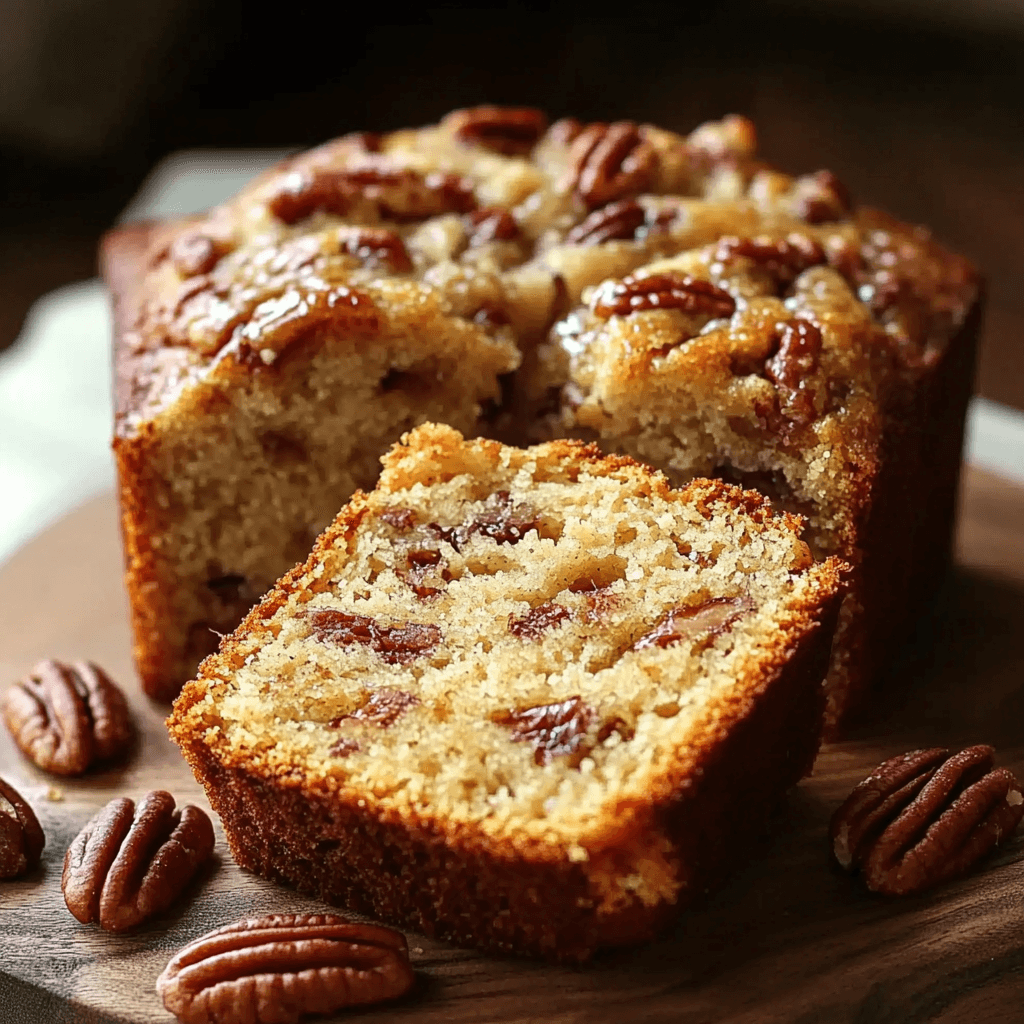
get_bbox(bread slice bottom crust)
[176,606,836,962]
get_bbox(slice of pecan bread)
[168,423,846,962]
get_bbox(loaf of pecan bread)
[105,107,980,726]
[168,424,846,961]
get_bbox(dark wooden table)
[1,465,1023,1023]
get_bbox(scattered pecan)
[794,170,852,225]
[170,231,234,277]
[713,234,827,287]
[329,689,420,730]
[0,777,45,879]
[765,319,823,392]
[63,791,215,931]
[308,610,441,665]
[492,696,597,766]
[508,601,572,641]
[233,285,381,364]
[156,913,414,1024]
[566,199,645,245]
[269,165,476,225]
[830,745,1024,896]
[465,206,520,246]
[337,226,412,273]
[1,661,132,776]
[545,117,584,148]
[633,596,752,652]
[592,272,736,320]
[446,105,547,156]
[567,121,656,208]
[429,491,540,550]
[268,169,353,223]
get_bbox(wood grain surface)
[2,467,1023,1024]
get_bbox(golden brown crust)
[174,598,836,962]
[104,224,186,700]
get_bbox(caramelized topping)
[308,610,441,664]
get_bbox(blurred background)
[1,0,1022,409]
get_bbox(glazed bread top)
[109,107,978,438]
[169,424,845,909]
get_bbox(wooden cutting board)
[2,466,1023,1024]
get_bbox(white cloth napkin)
[1,150,1022,568]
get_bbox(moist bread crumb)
[168,424,846,961]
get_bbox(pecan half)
[492,696,597,766]
[0,777,45,879]
[567,121,656,208]
[445,105,547,156]
[269,165,476,225]
[830,746,1024,896]
[156,913,414,1024]
[170,231,234,277]
[308,610,441,664]
[713,234,827,287]
[566,199,645,245]
[765,319,823,392]
[793,170,852,225]
[337,226,412,273]
[591,272,736,320]
[63,791,215,931]
[1,661,132,776]
[465,206,520,246]
[545,117,584,148]
[232,285,381,363]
